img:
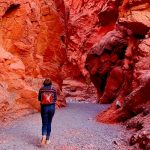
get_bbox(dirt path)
[0,102,129,150]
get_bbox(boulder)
[86,29,128,102]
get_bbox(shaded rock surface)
[64,0,115,78]
[62,79,97,103]
[86,29,128,103]
[83,0,150,124]
[64,0,150,148]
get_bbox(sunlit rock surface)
[0,0,67,121]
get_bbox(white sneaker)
[46,139,50,145]
[41,135,46,145]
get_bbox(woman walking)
[38,78,57,145]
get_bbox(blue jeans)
[41,104,55,140]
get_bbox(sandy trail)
[0,102,129,150]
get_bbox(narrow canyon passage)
[0,0,149,149]
[0,102,130,150]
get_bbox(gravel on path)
[0,102,129,150]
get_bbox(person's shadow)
[16,127,42,149]
[27,134,41,147]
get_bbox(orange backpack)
[41,91,53,104]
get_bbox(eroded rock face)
[98,0,122,25]
[119,0,150,35]
[64,0,115,79]
[0,0,67,122]
[0,0,67,80]
[86,29,128,102]
[62,0,150,131]
[83,0,150,125]
[96,37,150,124]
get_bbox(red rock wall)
[64,0,115,79]
[0,0,67,122]
[90,0,150,123]
[65,0,150,123]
